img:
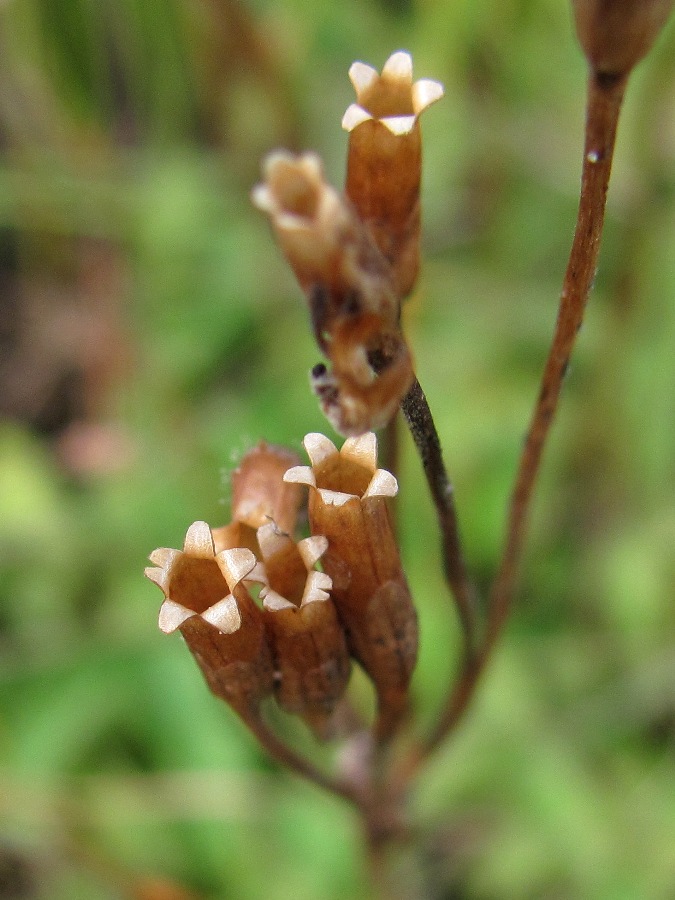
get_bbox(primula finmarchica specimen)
[146,18,675,891]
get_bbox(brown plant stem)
[241,710,357,803]
[396,69,628,782]
[399,376,477,651]
[485,69,627,648]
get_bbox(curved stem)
[400,377,478,651]
[242,710,357,803]
[396,69,627,784]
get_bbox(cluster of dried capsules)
[146,434,417,741]
[147,52,442,744]
[252,51,442,436]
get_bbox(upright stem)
[485,70,627,650]
[396,69,627,781]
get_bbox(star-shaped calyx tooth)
[217,547,258,593]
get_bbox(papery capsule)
[252,151,399,337]
[285,432,418,739]
[231,441,303,535]
[343,51,443,299]
[255,523,351,739]
[145,521,274,719]
[212,442,304,555]
[253,151,414,435]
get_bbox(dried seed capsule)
[212,442,304,555]
[252,151,399,337]
[255,524,351,740]
[343,51,443,299]
[145,521,274,719]
[285,432,418,739]
[252,151,414,436]
[309,313,413,437]
[231,441,303,535]
[572,0,675,76]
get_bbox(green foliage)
[0,1,674,897]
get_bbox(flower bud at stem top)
[571,0,674,76]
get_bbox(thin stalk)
[243,710,357,803]
[396,69,628,782]
[400,376,477,651]
[485,69,627,649]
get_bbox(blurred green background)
[1,0,674,898]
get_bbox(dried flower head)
[343,51,444,298]
[571,0,675,76]
[145,521,274,719]
[285,432,418,738]
[253,151,413,435]
[213,442,303,554]
[256,523,351,738]
[252,151,398,334]
[309,315,413,437]
[232,442,303,533]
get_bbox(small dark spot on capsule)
[343,289,362,316]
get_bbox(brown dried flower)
[343,51,444,299]
[145,521,274,720]
[285,432,418,739]
[255,523,351,739]
[252,151,413,436]
[212,442,303,554]
[252,151,399,334]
